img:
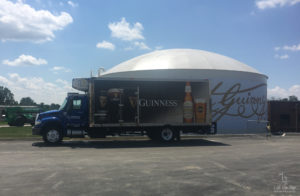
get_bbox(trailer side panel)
[92,80,210,126]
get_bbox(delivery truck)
[32,77,217,144]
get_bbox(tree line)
[269,95,299,102]
[0,86,60,110]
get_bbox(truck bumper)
[32,126,42,135]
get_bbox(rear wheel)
[159,127,175,142]
[43,126,63,144]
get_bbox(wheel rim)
[161,128,173,141]
[47,130,60,143]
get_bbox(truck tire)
[159,127,175,142]
[43,126,63,144]
[15,116,26,127]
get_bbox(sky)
[0,0,299,104]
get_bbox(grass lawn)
[0,121,8,125]
[0,126,39,138]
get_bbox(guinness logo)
[211,82,267,121]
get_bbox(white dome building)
[102,49,268,133]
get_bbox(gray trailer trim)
[91,122,210,127]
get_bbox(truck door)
[67,96,86,128]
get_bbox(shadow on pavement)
[32,138,230,149]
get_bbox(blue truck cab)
[32,93,89,143]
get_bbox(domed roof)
[102,49,263,76]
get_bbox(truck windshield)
[59,99,67,110]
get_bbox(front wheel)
[15,116,26,127]
[8,122,14,126]
[43,127,63,144]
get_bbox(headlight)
[35,114,41,125]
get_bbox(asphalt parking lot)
[0,135,299,196]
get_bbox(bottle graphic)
[183,82,194,123]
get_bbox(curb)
[0,138,41,141]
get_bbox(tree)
[0,86,17,105]
[38,103,60,111]
[50,103,60,110]
[20,97,36,106]
[289,95,298,102]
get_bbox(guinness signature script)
[211,82,267,121]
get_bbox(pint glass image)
[194,98,206,123]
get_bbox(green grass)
[0,121,8,125]
[0,126,39,138]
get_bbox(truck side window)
[73,99,82,110]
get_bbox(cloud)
[282,43,300,51]
[256,0,300,9]
[275,43,300,51]
[50,66,71,73]
[0,73,77,104]
[273,43,300,59]
[155,46,163,50]
[274,54,289,59]
[134,42,150,50]
[268,85,300,99]
[274,46,281,51]
[96,40,115,50]
[106,17,150,51]
[108,17,144,41]
[67,1,78,7]
[0,0,73,42]
[0,75,9,84]
[124,46,134,51]
[56,78,69,86]
[124,42,151,51]
[2,54,47,66]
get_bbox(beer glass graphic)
[129,96,137,109]
[97,95,108,122]
[194,98,206,123]
[99,96,107,108]
[108,88,121,102]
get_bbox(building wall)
[210,77,267,134]
[102,69,268,133]
[268,101,300,132]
